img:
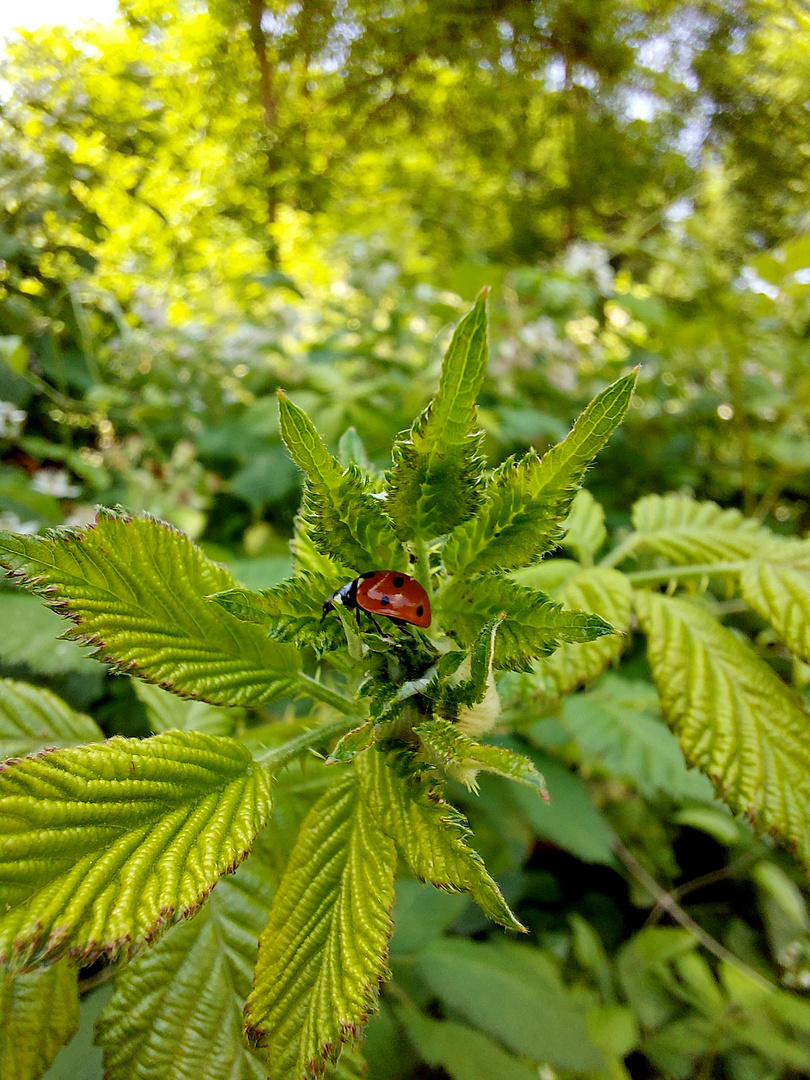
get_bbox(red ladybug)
[322,571,431,631]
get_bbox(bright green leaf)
[439,574,614,672]
[0,511,297,706]
[386,292,489,540]
[209,573,345,652]
[357,747,525,931]
[541,567,632,695]
[278,392,400,571]
[0,678,102,759]
[244,770,396,1079]
[741,557,810,663]
[561,488,607,564]
[0,960,79,1080]
[0,730,273,969]
[635,590,810,869]
[630,494,779,565]
[416,718,548,797]
[442,371,635,576]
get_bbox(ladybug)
[322,571,431,632]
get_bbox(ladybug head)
[320,597,335,623]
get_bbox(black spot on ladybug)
[392,575,404,587]
[380,595,390,605]
[361,571,377,579]
[416,605,424,617]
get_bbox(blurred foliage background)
[4,2,810,1078]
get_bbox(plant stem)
[255,714,359,770]
[626,561,746,587]
[293,672,363,715]
[614,838,774,994]
[412,538,433,598]
[599,534,641,570]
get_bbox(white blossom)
[0,511,38,534]
[0,401,27,438]
[31,468,82,499]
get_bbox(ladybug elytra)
[322,571,431,631]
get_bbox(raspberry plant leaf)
[0,730,274,969]
[358,747,526,932]
[0,960,79,1080]
[0,678,102,759]
[386,289,489,541]
[442,371,636,577]
[0,511,298,707]
[630,494,781,565]
[96,836,279,1080]
[210,573,346,653]
[635,590,810,869]
[540,568,633,697]
[740,554,810,664]
[244,769,397,1080]
[416,717,548,796]
[278,390,401,572]
[439,574,615,672]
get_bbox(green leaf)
[386,291,489,540]
[630,494,779,565]
[398,1011,540,1080]
[325,721,375,765]
[0,678,102,759]
[562,676,715,802]
[635,590,810,869]
[439,574,615,672]
[0,592,100,677]
[561,488,607,564]
[442,372,635,576]
[96,838,278,1080]
[244,771,397,1079]
[133,681,241,737]
[415,939,603,1071]
[278,392,400,571]
[540,568,632,696]
[740,557,810,663]
[0,511,297,706]
[0,960,79,1080]
[416,718,548,797]
[500,750,617,866]
[0,730,273,969]
[358,747,525,932]
[209,573,345,652]
[0,335,28,375]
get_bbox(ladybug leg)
[366,612,389,636]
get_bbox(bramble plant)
[3,292,810,1079]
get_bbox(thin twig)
[614,838,774,993]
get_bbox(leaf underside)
[0,678,102,760]
[0,730,273,969]
[635,590,810,868]
[630,494,779,565]
[96,837,279,1080]
[0,960,79,1080]
[0,511,298,706]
